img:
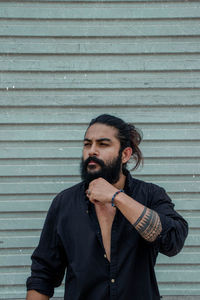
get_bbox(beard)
[80,152,122,185]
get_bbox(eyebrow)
[83,138,112,143]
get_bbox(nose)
[88,143,99,157]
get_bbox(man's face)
[80,123,122,184]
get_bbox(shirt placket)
[89,202,119,299]
[109,212,118,300]
[89,203,111,264]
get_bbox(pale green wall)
[0,0,200,299]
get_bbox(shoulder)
[128,173,164,194]
[57,181,85,198]
[127,173,168,206]
[49,181,85,210]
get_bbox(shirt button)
[111,279,115,283]
[86,210,88,214]
[104,254,107,258]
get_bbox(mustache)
[83,156,105,168]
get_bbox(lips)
[87,161,99,168]
[88,161,97,165]
[84,156,104,170]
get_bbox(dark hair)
[88,114,143,172]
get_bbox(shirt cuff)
[26,276,54,298]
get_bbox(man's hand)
[86,178,118,205]
[87,177,162,242]
[26,290,49,300]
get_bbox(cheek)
[103,150,118,162]
[82,149,87,160]
[83,152,88,161]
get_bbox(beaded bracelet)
[111,189,124,207]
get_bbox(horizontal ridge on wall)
[0,0,200,299]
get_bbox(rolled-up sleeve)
[150,184,188,257]
[26,195,67,297]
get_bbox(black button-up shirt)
[26,172,188,300]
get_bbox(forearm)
[26,290,49,300]
[114,192,162,242]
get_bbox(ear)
[121,147,132,164]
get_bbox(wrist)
[111,189,124,207]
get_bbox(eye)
[100,142,109,146]
[84,143,90,147]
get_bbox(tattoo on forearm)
[133,207,162,242]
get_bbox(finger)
[94,200,100,203]
[95,201,104,206]
[89,198,96,204]
[93,200,104,206]
[86,189,91,197]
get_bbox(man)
[26,114,188,300]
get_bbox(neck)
[113,172,126,190]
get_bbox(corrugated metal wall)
[0,1,199,299]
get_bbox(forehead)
[84,123,119,141]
